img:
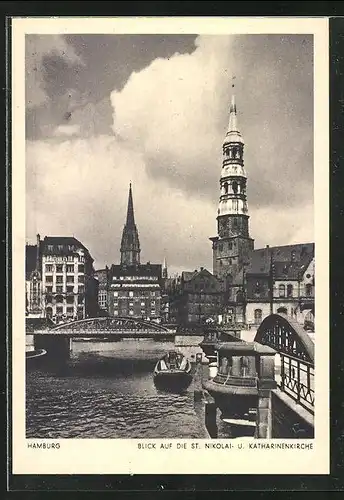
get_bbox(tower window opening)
[233,217,238,227]
[279,284,285,297]
[232,181,238,194]
[224,182,228,194]
[287,284,293,297]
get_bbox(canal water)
[26,340,209,439]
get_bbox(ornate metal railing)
[255,313,315,414]
[46,316,173,334]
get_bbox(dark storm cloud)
[26,34,198,139]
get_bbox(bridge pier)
[34,334,71,362]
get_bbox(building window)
[56,265,63,273]
[46,286,53,293]
[114,291,118,297]
[233,217,238,227]
[129,310,134,316]
[66,265,74,273]
[45,265,53,272]
[78,275,84,284]
[224,182,228,194]
[56,306,63,314]
[114,310,118,316]
[66,307,74,314]
[56,276,63,284]
[45,294,52,304]
[46,306,53,318]
[66,296,74,304]
[254,309,262,324]
[78,264,84,273]
[66,275,74,283]
[47,245,54,252]
[46,275,53,283]
[56,286,63,293]
[305,284,312,296]
[287,284,293,297]
[78,286,84,294]
[67,286,74,293]
[57,245,64,251]
[278,284,285,297]
[129,291,134,298]
[277,307,288,315]
[228,242,233,250]
[232,181,238,194]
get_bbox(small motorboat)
[153,351,193,391]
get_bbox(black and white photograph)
[12,17,329,475]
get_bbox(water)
[26,340,208,439]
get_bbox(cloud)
[26,35,84,109]
[26,35,314,273]
[53,124,81,137]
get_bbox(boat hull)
[154,370,193,392]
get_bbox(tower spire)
[120,183,141,266]
[126,182,135,227]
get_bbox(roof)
[41,236,93,260]
[26,244,39,278]
[246,243,314,280]
[111,263,162,278]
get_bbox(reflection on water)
[26,340,208,439]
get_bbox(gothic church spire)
[120,183,141,266]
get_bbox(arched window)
[232,180,238,194]
[305,284,312,296]
[277,307,287,315]
[46,306,53,318]
[254,308,262,324]
[278,284,285,297]
[254,281,261,294]
[223,182,228,194]
[240,356,249,377]
[287,284,293,297]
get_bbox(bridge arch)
[50,316,172,334]
[254,313,314,363]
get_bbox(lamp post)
[269,249,274,315]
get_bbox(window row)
[45,285,84,293]
[45,264,84,273]
[113,291,158,298]
[46,294,84,304]
[45,275,84,283]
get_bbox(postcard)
[11,16,329,475]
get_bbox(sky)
[25,33,314,275]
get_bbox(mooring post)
[204,395,218,439]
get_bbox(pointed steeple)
[120,183,141,266]
[126,183,135,227]
[162,256,168,279]
[228,94,238,132]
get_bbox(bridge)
[29,316,176,338]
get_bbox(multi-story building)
[40,236,98,323]
[168,268,224,326]
[94,267,110,316]
[25,234,44,318]
[209,90,315,331]
[245,243,315,328]
[105,183,163,321]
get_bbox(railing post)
[280,354,285,390]
[296,360,301,404]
